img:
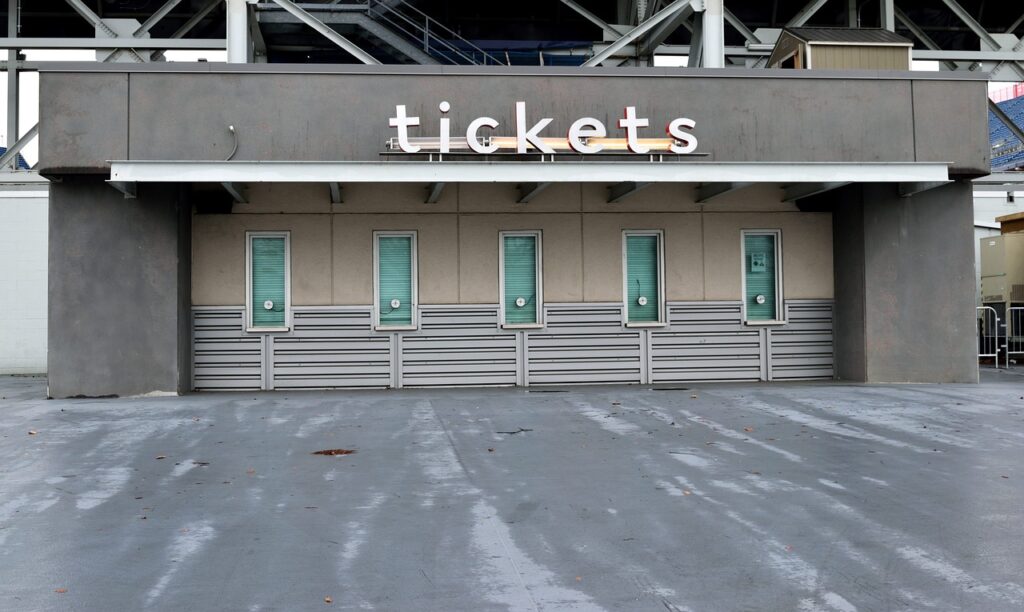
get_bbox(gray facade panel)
[912,80,990,176]
[48,178,189,397]
[37,69,988,175]
[38,73,128,173]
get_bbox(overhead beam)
[0,37,225,50]
[221,182,248,204]
[608,181,651,203]
[517,182,550,203]
[695,182,753,203]
[914,49,1024,62]
[104,0,186,62]
[787,0,830,27]
[268,0,380,65]
[583,0,690,66]
[899,181,950,198]
[989,99,1024,150]
[782,182,850,202]
[0,123,37,170]
[425,182,445,203]
[559,0,623,40]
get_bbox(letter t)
[389,105,421,153]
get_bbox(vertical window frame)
[498,230,544,329]
[740,229,785,325]
[621,229,666,327]
[245,230,292,333]
[373,230,419,331]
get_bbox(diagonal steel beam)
[517,182,550,203]
[723,7,757,43]
[559,0,623,40]
[637,3,693,57]
[695,182,753,203]
[782,182,850,202]
[583,0,690,66]
[787,0,830,27]
[895,7,958,71]
[64,0,146,62]
[106,0,186,62]
[880,0,895,32]
[222,182,248,204]
[0,123,36,170]
[938,0,1024,79]
[268,0,380,65]
[425,182,445,204]
[152,0,221,62]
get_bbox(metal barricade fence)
[977,306,1001,369]
[1007,307,1024,363]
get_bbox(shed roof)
[783,27,913,46]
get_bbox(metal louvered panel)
[250,237,286,328]
[272,307,390,389]
[769,300,834,380]
[192,308,262,391]
[528,304,642,385]
[401,306,517,387]
[626,235,659,322]
[503,235,539,325]
[650,302,762,382]
[377,236,413,326]
[744,234,777,321]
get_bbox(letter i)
[439,101,451,154]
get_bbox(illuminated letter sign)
[388,101,698,156]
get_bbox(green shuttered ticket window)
[502,233,541,326]
[743,231,781,322]
[625,233,662,323]
[248,233,289,330]
[376,233,416,328]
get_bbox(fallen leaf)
[575,576,582,582]
[55,588,67,594]
[682,490,692,496]
[155,455,166,460]
[28,430,37,435]
[690,395,698,399]
[324,596,333,604]
[1001,475,1009,479]
[487,448,495,452]
[312,449,356,456]
[743,427,754,432]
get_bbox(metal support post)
[702,0,724,68]
[226,0,250,63]
[6,0,16,167]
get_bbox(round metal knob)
[637,296,648,306]
[390,298,401,309]
[755,295,766,305]
[263,300,274,310]
[515,297,526,308]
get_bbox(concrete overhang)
[109,160,951,185]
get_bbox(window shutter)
[744,234,777,320]
[503,235,538,324]
[378,236,413,326]
[250,237,286,328]
[626,235,659,322]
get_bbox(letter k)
[516,101,555,154]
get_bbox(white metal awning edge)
[108,160,951,184]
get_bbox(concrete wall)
[0,193,48,374]
[48,178,190,397]
[191,183,834,307]
[37,66,990,177]
[831,182,978,383]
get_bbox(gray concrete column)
[48,177,191,397]
[831,181,978,383]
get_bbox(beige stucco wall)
[191,183,833,306]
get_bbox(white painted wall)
[0,192,47,374]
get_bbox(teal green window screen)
[744,233,778,321]
[377,235,414,327]
[503,234,539,325]
[250,236,287,329]
[626,234,660,323]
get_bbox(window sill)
[246,327,290,333]
[375,325,418,332]
[502,323,545,330]
[625,321,667,328]
[744,320,788,327]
